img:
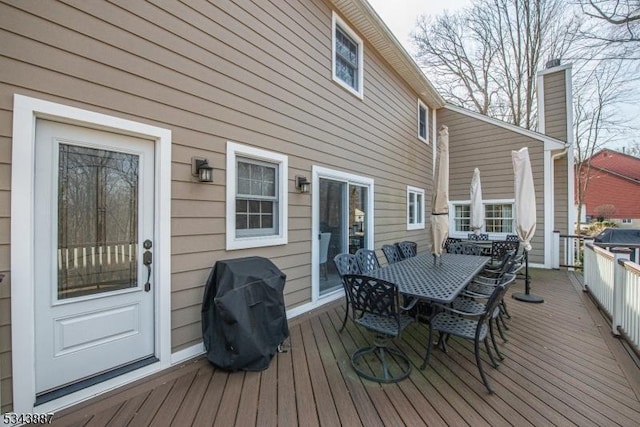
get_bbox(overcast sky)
[366,0,473,52]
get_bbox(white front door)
[34,120,155,396]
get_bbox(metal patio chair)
[342,274,415,383]
[490,240,519,263]
[468,233,489,241]
[452,273,517,360]
[381,244,403,264]
[396,241,417,259]
[448,242,483,256]
[333,253,361,332]
[443,237,462,253]
[422,280,510,393]
[355,248,381,273]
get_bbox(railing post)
[612,248,631,336]
[583,243,593,290]
[552,230,560,269]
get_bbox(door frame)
[311,166,374,303]
[11,94,172,413]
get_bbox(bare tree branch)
[412,0,578,129]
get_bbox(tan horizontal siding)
[0,0,435,409]
[543,72,567,141]
[0,324,10,413]
[438,108,546,264]
[0,100,8,408]
[554,156,569,234]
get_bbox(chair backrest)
[333,253,361,277]
[355,249,381,273]
[505,234,519,242]
[490,249,516,274]
[477,282,509,326]
[443,237,461,252]
[448,242,482,256]
[381,244,402,264]
[506,259,524,275]
[319,232,331,263]
[342,274,400,321]
[468,233,489,241]
[500,273,517,288]
[397,241,417,259]
[491,240,519,261]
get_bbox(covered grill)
[201,256,288,371]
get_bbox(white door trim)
[311,166,374,303]
[11,94,172,413]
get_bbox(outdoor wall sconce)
[295,175,311,193]
[191,157,213,183]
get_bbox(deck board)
[48,270,640,426]
[170,366,213,426]
[192,368,227,425]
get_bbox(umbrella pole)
[512,250,544,303]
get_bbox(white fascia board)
[536,63,572,77]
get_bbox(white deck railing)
[554,232,594,270]
[615,259,640,351]
[583,243,640,353]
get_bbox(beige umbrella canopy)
[512,147,536,251]
[430,125,450,260]
[470,167,483,236]
[511,147,543,303]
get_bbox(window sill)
[226,234,288,251]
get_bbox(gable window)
[332,12,364,98]
[418,100,428,142]
[407,186,425,230]
[227,142,288,250]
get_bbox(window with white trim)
[226,142,288,250]
[418,100,428,142]
[485,203,514,233]
[332,12,364,98]
[451,201,514,235]
[622,218,632,224]
[453,203,471,233]
[407,186,425,230]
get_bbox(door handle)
[143,239,152,292]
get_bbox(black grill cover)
[201,256,289,371]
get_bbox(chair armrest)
[472,275,500,285]
[400,297,419,312]
[432,302,482,318]
[460,289,489,299]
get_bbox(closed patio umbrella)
[511,147,543,303]
[470,168,483,236]
[430,125,450,265]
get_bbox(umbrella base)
[512,292,544,303]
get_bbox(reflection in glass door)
[318,178,369,295]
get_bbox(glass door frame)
[311,166,374,303]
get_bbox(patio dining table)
[368,253,490,304]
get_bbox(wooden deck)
[50,269,640,426]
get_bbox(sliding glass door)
[315,169,373,297]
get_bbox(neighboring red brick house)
[577,149,640,227]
